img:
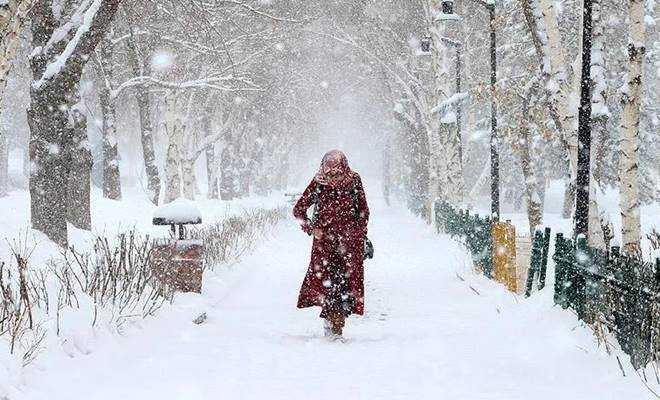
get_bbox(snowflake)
[151,50,175,72]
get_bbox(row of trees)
[360,0,655,255]
[1,0,322,246]
[0,0,656,254]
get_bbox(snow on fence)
[435,199,660,372]
[554,234,660,370]
[434,200,551,293]
[435,200,493,277]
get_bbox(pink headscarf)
[314,150,355,189]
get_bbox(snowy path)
[18,200,653,400]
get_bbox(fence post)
[525,230,543,297]
[538,227,551,290]
[553,233,572,309]
[483,216,493,278]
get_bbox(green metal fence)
[435,200,493,278]
[553,233,660,370]
[525,227,552,297]
[435,199,660,370]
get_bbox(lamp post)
[574,0,593,238]
[487,2,499,220]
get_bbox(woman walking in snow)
[293,150,370,339]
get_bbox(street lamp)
[442,0,455,14]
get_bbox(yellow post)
[492,221,518,292]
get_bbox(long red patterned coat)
[293,173,369,317]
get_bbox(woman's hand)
[313,228,324,240]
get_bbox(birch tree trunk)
[619,0,645,255]
[0,123,7,197]
[587,0,607,250]
[519,95,543,235]
[206,144,219,199]
[540,0,578,218]
[1,1,34,197]
[203,111,218,199]
[522,0,578,218]
[163,91,182,204]
[181,148,196,201]
[180,93,197,201]
[428,10,460,208]
[0,0,33,97]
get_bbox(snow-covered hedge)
[0,206,287,373]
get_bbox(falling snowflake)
[151,50,175,72]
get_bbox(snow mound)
[153,198,202,225]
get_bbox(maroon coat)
[293,173,369,316]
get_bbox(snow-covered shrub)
[0,207,287,367]
[190,207,286,269]
[51,230,165,326]
[0,251,48,366]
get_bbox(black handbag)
[364,236,374,260]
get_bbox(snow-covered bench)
[152,198,204,293]
[153,198,202,240]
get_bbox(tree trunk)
[66,103,92,230]
[443,120,463,205]
[181,157,196,201]
[0,0,32,98]
[587,0,607,250]
[0,123,8,197]
[203,111,219,199]
[1,1,34,198]
[523,0,578,217]
[428,22,455,209]
[27,0,122,246]
[181,116,197,201]
[95,40,121,200]
[136,86,159,204]
[27,86,71,247]
[562,182,576,219]
[519,98,543,235]
[619,0,645,255]
[99,94,121,200]
[163,92,182,203]
[206,144,219,199]
[219,142,237,201]
[126,32,160,204]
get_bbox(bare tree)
[27,0,123,246]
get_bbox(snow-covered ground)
[5,193,656,400]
